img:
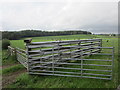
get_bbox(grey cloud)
[0,2,118,34]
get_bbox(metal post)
[24,38,32,73]
[111,47,114,80]
[70,42,72,59]
[39,45,42,69]
[78,41,81,58]
[80,47,83,77]
[99,39,102,53]
[78,41,83,77]
[58,41,61,62]
[52,46,54,75]
[90,41,93,55]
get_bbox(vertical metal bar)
[58,41,61,62]
[24,39,32,74]
[81,57,83,77]
[78,41,81,58]
[78,41,83,77]
[80,48,83,77]
[90,41,93,55]
[39,46,42,71]
[26,43,30,72]
[111,47,114,80]
[52,45,54,75]
[70,42,72,59]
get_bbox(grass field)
[3,34,119,88]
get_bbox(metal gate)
[8,46,28,69]
[24,39,114,80]
[16,47,28,69]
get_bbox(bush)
[2,39,10,49]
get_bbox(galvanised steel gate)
[24,39,114,80]
[8,46,28,69]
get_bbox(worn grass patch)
[2,64,25,75]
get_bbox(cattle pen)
[8,38,114,80]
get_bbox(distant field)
[7,34,118,88]
[10,34,98,49]
[10,34,102,49]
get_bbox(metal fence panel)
[23,39,114,80]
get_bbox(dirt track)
[2,64,26,88]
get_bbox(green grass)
[2,50,18,65]
[10,34,97,49]
[6,72,116,88]
[2,64,25,75]
[5,34,119,88]
[0,69,2,75]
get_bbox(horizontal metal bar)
[80,42,100,46]
[16,50,27,57]
[90,47,114,49]
[29,51,98,58]
[29,51,60,57]
[30,39,101,45]
[92,53,112,55]
[16,47,26,53]
[29,72,111,80]
[83,73,112,77]
[28,46,102,55]
[28,43,100,48]
[30,61,112,67]
[28,47,97,54]
[61,49,99,55]
[29,57,112,62]
[81,41,99,43]
[28,45,55,48]
[28,43,72,48]
[30,70,112,77]
[8,46,15,50]
[17,53,28,68]
[29,54,59,59]
[31,66,112,72]
[17,56,27,63]
[28,48,68,53]
[30,70,82,74]
[16,52,27,60]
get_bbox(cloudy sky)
[0,0,118,34]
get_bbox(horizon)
[1,29,118,35]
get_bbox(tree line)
[2,30,92,40]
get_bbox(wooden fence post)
[24,38,32,73]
